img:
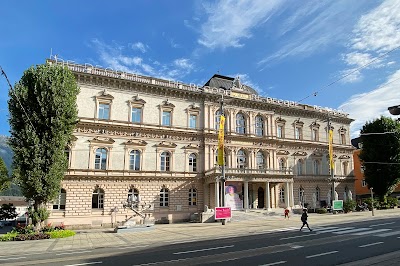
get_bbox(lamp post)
[370,187,375,216]
[327,117,335,209]
[219,96,226,225]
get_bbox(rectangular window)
[162,111,171,126]
[340,133,346,145]
[277,125,283,138]
[131,107,142,123]
[362,179,367,187]
[98,103,110,120]
[295,127,302,140]
[312,129,318,141]
[189,114,197,129]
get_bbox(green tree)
[359,116,400,200]
[0,203,18,221]
[0,157,10,192]
[8,63,79,228]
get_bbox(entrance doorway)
[258,187,265,208]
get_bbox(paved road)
[1,216,400,266]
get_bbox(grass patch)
[0,232,18,241]
[46,230,76,239]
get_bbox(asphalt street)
[1,216,400,266]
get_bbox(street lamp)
[370,187,374,216]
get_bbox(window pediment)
[187,103,200,112]
[293,119,304,126]
[277,150,290,155]
[338,126,347,133]
[311,151,323,157]
[128,95,146,106]
[90,137,115,144]
[292,151,307,156]
[96,89,114,101]
[183,144,200,150]
[339,155,350,159]
[124,139,147,146]
[276,117,286,124]
[310,121,320,128]
[160,99,175,109]
[156,141,177,148]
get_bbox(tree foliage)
[0,157,10,192]
[0,203,18,221]
[359,116,400,200]
[8,63,79,226]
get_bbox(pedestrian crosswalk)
[306,225,400,238]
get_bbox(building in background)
[47,59,355,228]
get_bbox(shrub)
[11,224,35,234]
[316,208,328,214]
[46,230,76,239]
[14,233,50,241]
[343,200,356,213]
[41,223,55,233]
[0,232,18,241]
[363,198,379,210]
[386,197,398,208]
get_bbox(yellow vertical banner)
[217,115,225,166]
[329,129,334,169]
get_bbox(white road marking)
[280,234,314,240]
[376,231,400,237]
[118,245,149,250]
[290,245,304,249]
[173,245,234,255]
[64,262,102,266]
[353,229,391,236]
[306,250,338,258]
[370,222,395,227]
[57,250,92,256]
[359,242,384,248]
[312,227,339,231]
[0,257,27,261]
[259,261,287,266]
[316,227,354,234]
[333,228,369,234]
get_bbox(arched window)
[256,151,265,169]
[316,187,320,201]
[189,188,197,206]
[53,188,66,210]
[313,160,320,175]
[278,158,286,171]
[236,113,246,134]
[299,187,305,204]
[128,188,139,202]
[237,149,246,168]
[342,161,349,176]
[65,148,71,168]
[129,150,141,171]
[92,188,104,209]
[279,187,285,203]
[160,152,171,171]
[255,115,264,136]
[297,159,303,175]
[95,148,107,170]
[189,153,197,172]
[160,188,169,207]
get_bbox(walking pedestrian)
[300,209,312,231]
[284,208,290,219]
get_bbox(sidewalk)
[0,208,399,257]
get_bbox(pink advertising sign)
[215,207,232,219]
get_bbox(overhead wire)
[297,44,400,103]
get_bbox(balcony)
[204,167,293,178]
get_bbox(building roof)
[204,74,258,95]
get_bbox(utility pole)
[219,96,226,225]
[370,187,375,216]
[328,116,335,210]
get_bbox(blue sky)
[1,0,400,138]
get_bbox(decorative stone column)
[285,182,290,209]
[290,182,295,208]
[265,181,271,210]
[244,181,249,212]
[215,178,220,208]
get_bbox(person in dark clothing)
[300,209,312,231]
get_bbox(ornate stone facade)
[47,60,355,228]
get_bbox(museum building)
[47,59,355,228]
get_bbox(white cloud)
[259,1,366,66]
[339,69,400,139]
[131,42,148,53]
[198,0,284,49]
[339,68,363,84]
[341,0,400,83]
[90,39,195,80]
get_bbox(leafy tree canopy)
[0,203,18,221]
[359,116,400,199]
[0,157,10,192]
[8,63,79,215]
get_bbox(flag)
[217,115,225,166]
[329,129,334,169]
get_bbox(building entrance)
[258,187,265,209]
